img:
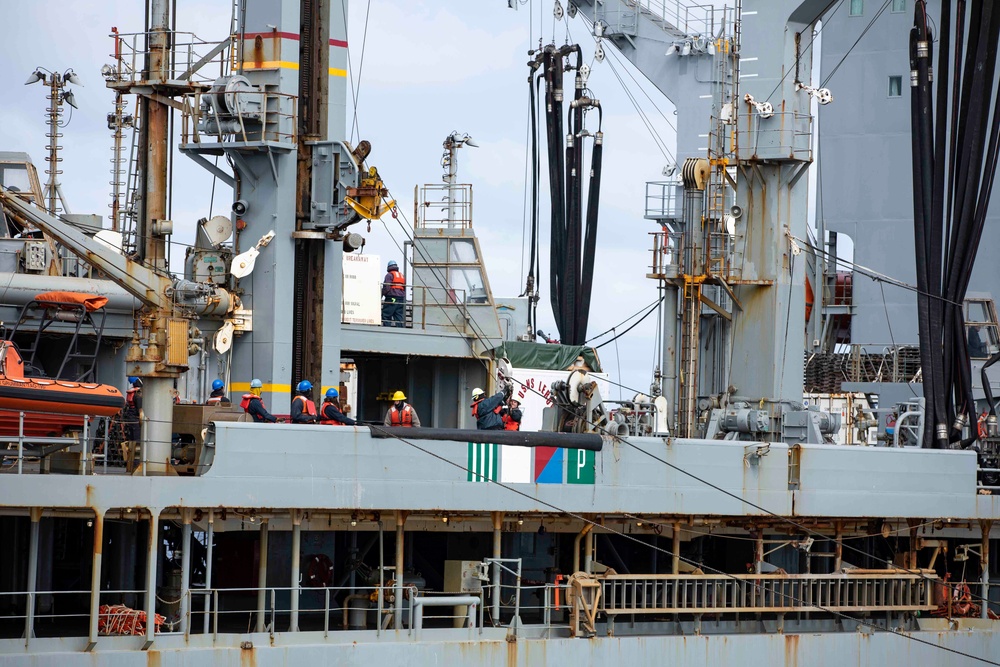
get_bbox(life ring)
[303,553,334,587]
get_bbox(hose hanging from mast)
[529,43,604,345]
[910,0,1000,448]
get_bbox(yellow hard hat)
[391,390,407,401]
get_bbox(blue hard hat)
[212,379,224,391]
[387,260,398,269]
[297,380,313,392]
[128,376,138,385]
[250,378,263,389]
[325,387,339,399]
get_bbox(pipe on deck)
[371,426,603,451]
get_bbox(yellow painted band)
[244,60,347,77]
[231,382,292,392]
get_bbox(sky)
[0,0,682,398]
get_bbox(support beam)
[203,510,214,635]
[179,510,192,634]
[834,521,843,572]
[256,519,269,633]
[290,510,302,632]
[672,522,681,575]
[584,530,594,574]
[754,531,764,575]
[491,511,503,625]
[573,523,593,574]
[24,508,41,644]
[144,511,160,648]
[86,510,103,651]
[394,511,407,630]
[983,520,993,620]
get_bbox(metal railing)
[343,284,471,333]
[599,572,936,615]
[0,411,112,475]
[180,90,298,146]
[109,31,232,86]
[414,183,474,230]
[738,111,814,161]
[648,231,684,279]
[597,1,718,39]
[645,181,683,220]
[628,1,718,37]
[0,588,145,640]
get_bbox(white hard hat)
[472,387,484,399]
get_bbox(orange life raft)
[0,341,124,437]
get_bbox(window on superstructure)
[888,76,903,98]
[850,0,864,16]
[891,0,906,12]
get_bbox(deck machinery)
[0,1,998,666]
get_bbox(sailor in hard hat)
[381,260,406,327]
[320,387,356,425]
[384,390,420,427]
[471,386,510,431]
[206,378,231,405]
[291,380,319,423]
[240,379,278,423]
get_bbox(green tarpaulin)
[491,341,602,373]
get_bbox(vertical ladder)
[678,279,701,436]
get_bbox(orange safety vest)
[320,402,345,425]
[125,387,139,408]
[206,396,225,405]
[389,404,414,426]
[389,269,405,287]
[293,394,317,416]
[240,393,260,412]
[502,412,520,431]
[471,400,502,419]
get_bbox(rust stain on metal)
[146,651,161,667]
[253,36,264,70]
[506,634,517,667]
[93,511,104,557]
[784,633,798,667]
[240,645,257,667]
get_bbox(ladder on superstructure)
[676,2,740,436]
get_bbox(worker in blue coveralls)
[471,385,511,431]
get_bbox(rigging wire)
[592,299,661,350]
[761,0,845,103]
[822,0,894,87]
[799,236,964,306]
[586,297,663,343]
[349,0,373,145]
[372,424,999,666]
[880,280,919,396]
[343,53,989,611]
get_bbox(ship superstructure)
[0,1,998,666]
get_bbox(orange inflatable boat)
[0,341,124,437]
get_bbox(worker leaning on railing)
[381,260,406,327]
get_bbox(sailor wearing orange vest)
[124,376,142,440]
[320,387,356,425]
[381,260,406,327]
[471,387,508,430]
[241,378,278,423]
[291,380,318,423]
[384,390,420,427]
[501,397,522,431]
[206,378,231,405]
